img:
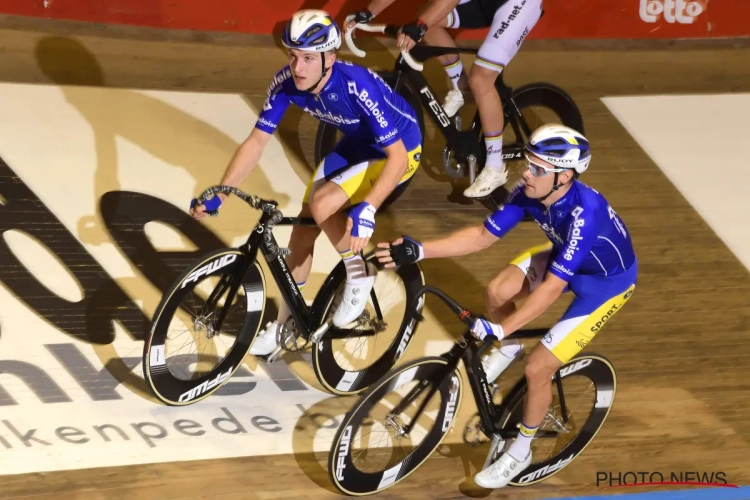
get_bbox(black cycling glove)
[389,236,425,267]
[350,9,374,24]
[400,20,428,44]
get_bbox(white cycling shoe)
[474,450,533,489]
[464,164,509,198]
[443,89,465,117]
[332,262,377,327]
[249,321,282,356]
[482,345,522,383]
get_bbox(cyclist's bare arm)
[364,0,399,18]
[421,223,498,259]
[216,128,273,201]
[363,139,408,210]
[499,273,567,337]
[350,0,460,27]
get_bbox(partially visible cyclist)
[347,0,543,199]
[374,124,638,489]
[190,9,423,357]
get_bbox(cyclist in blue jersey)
[374,124,638,489]
[190,9,423,357]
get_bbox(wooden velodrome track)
[1,13,750,500]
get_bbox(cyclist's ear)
[560,169,575,184]
[325,50,336,68]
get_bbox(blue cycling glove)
[470,318,504,341]
[349,202,377,238]
[190,195,222,216]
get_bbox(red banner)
[1,0,747,39]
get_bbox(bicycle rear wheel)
[497,353,616,486]
[142,248,266,406]
[328,357,462,496]
[312,256,425,395]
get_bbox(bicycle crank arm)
[482,434,507,470]
[266,344,283,364]
[468,154,477,185]
[310,321,330,343]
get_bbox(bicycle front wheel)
[328,357,462,496]
[142,248,266,406]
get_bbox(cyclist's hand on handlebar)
[470,318,504,342]
[347,201,377,254]
[189,193,226,220]
[374,236,424,268]
[398,21,427,52]
[346,9,374,31]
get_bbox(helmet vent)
[302,25,323,39]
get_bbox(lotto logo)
[639,0,706,24]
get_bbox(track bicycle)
[328,284,616,495]
[315,21,585,208]
[142,185,426,405]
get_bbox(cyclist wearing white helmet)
[190,10,423,357]
[347,0,544,199]
[375,124,638,489]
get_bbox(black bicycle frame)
[388,44,533,153]
[397,328,567,440]
[221,209,320,337]
[226,211,382,342]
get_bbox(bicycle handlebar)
[344,17,424,72]
[193,185,290,257]
[416,285,475,326]
[416,284,498,349]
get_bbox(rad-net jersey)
[254,60,420,149]
[484,179,637,281]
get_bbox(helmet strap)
[537,172,560,203]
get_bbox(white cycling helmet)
[526,124,591,175]
[281,10,342,53]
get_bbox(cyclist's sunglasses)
[525,153,567,177]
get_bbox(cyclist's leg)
[312,133,422,326]
[486,241,553,320]
[476,263,638,488]
[250,143,344,356]
[482,241,554,380]
[428,0,491,115]
[464,0,543,199]
[274,203,320,319]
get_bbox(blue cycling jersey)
[484,179,636,281]
[255,60,420,148]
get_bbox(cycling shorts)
[303,128,422,205]
[445,0,543,73]
[511,242,638,364]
